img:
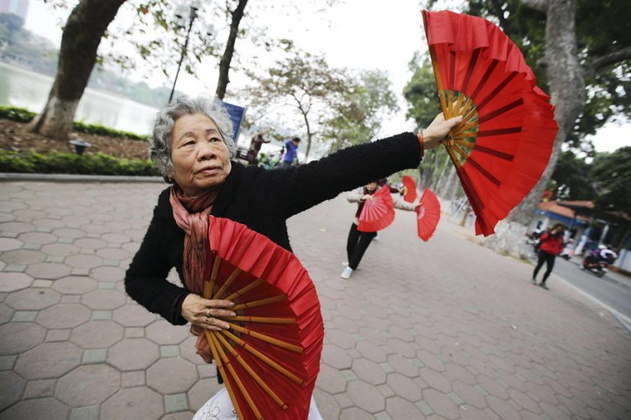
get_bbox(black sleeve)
[124,204,190,325]
[277,132,422,217]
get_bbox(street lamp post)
[168,4,199,103]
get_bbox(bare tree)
[484,0,631,257]
[28,0,126,140]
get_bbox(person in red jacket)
[532,223,566,289]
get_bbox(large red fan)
[401,175,419,203]
[357,185,395,232]
[422,10,558,236]
[416,188,441,241]
[195,216,324,420]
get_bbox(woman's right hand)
[181,293,235,331]
[420,113,463,150]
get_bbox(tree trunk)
[215,0,249,100]
[484,0,585,257]
[27,0,126,140]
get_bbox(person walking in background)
[532,223,566,289]
[340,180,419,280]
[281,136,300,168]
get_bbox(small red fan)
[422,10,558,236]
[416,188,441,241]
[357,185,395,232]
[401,175,419,203]
[191,216,324,420]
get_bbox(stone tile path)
[1,181,630,419]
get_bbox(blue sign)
[220,100,246,142]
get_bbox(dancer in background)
[340,180,419,280]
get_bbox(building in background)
[0,0,29,21]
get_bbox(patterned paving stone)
[321,344,353,370]
[146,320,190,345]
[14,341,82,380]
[41,243,80,257]
[420,367,452,393]
[90,266,124,282]
[100,386,163,420]
[25,262,71,279]
[96,247,130,260]
[65,254,103,269]
[56,364,121,406]
[22,378,56,399]
[108,338,159,371]
[1,249,46,265]
[339,406,375,420]
[352,358,386,385]
[452,381,488,410]
[0,371,26,411]
[386,372,422,402]
[37,303,91,329]
[81,289,126,310]
[0,322,46,355]
[387,354,420,378]
[0,303,13,323]
[386,396,424,418]
[316,363,348,394]
[52,228,86,239]
[73,238,108,250]
[113,303,157,326]
[423,388,460,419]
[146,358,197,394]
[346,380,385,413]
[356,340,388,363]
[6,288,60,310]
[52,276,98,294]
[0,238,23,252]
[0,272,33,292]
[0,397,69,420]
[0,221,35,234]
[70,320,124,348]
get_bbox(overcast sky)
[23,0,630,153]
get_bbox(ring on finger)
[206,308,211,318]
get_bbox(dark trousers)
[346,223,377,270]
[533,250,556,283]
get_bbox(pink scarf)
[169,186,219,293]
[170,186,221,362]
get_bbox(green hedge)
[0,106,150,141]
[0,150,159,176]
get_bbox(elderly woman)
[125,95,460,416]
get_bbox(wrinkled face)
[169,113,232,196]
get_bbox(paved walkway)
[0,181,629,419]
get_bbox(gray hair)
[151,96,236,180]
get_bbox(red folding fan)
[422,10,558,236]
[401,175,419,203]
[416,188,441,241]
[357,185,395,232]
[194,216,324,420]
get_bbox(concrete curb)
[0,172,164,183]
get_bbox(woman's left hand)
[181,293,236,331]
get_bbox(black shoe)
[539,283,549,290]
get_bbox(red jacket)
[538,232,565,255]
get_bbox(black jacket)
[125,132,422,324]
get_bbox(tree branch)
[591,46,631,72]
[521,0,549,13]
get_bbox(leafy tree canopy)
[590,147,631,216]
